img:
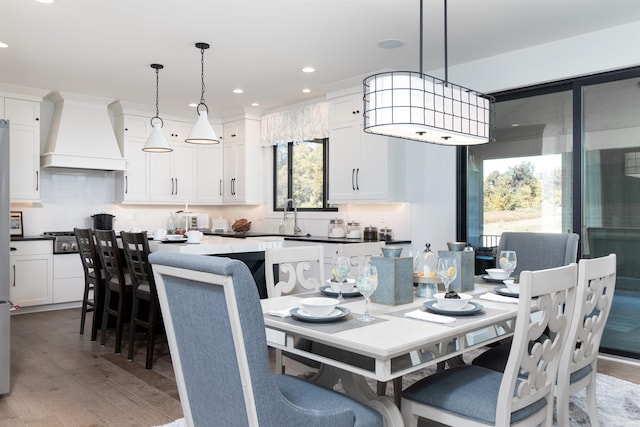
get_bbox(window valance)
[261,102,329,146]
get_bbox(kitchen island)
[149,235,285,298]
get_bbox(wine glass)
[437,257,458,293]
[499,251,517,279]
[331,256,351,302]
[355,265,378,322]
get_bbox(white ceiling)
[1,0,638,119]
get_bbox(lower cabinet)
[9,241,53,307]
[52,253,85,304]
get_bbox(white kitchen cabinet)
[118,114,150,202]
[53,253,84,304]
[3,98,41,202]
[328,92,407,203]
[222,118,263,204]
[9,241,53,307]
[195,144,224,204]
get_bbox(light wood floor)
[1,308,639,426]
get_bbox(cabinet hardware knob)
[35,117,39,121]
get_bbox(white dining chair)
[336,242,385,268]
[556,253,616,427]
[265,245,325,298]
[401,263,578,427]
[264,245,325,376]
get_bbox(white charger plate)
[423,300,483,316]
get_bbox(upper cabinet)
[2,97,42,202]
[111,102,222,205]
[222,118,263,204]
[328,91,410,203]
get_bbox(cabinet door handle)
[355,168,360,191]
[170,178,174,195]
[351,169,356,191]
[125,176,129,194]
[175,178,178,195]
[12,265,15,287]
[36,170,39,191]
[219,179,223,196]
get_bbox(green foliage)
[275,141,325,209]
[484,161,542,211]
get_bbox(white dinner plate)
[494,286,519,298]
[290,306,351,323]
[423,300,483,316]
[319,285,361,298]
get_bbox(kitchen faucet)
[284,198,301,235]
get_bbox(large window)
[273,139,335,211]
[460,67,640,359]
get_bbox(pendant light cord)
[444,0,448,84]
[150,63,164,126]
[419,0,423,76]
[199,46,206,105]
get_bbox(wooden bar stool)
[120,231,162,369]
[74,228,105,341]
[94,229,132,354]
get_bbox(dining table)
[261,280,521,426]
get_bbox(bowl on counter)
[446,241,467,251]
[433,292,472,310]
[381,246,403,258]
[166,234,185,241]
[300,297,339,317]
[486,268,508,280]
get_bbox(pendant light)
[363,0,495,145]
[186,42,220,144]
[143,63,173,153]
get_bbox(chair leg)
[90,284,103,342]
[585,375,600,427]
[79,283,90,335]
[145,302,158,370]
[376,381,386,396]
[100,288,112,346]
[115,292,125,354]
[128,297,139,361]
[393,376,403,408]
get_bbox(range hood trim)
[41,91,126,171]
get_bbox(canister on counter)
[346,221,362,239]
[328,219,346,238]
[379,227,393,241]
[363,226,378,242]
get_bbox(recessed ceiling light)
[302,67,315,73]
[251,102,259,107]
[0,42,8,49]
[302,88,311,94]
[511,123,521,127]
[377,39,404,49]
[188,102,198,108]
[233,89,244,94]
[37,0,54,3]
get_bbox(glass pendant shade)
[363,71,494,145]
[143,121,172,152]
[186,108,220,144]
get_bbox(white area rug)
[156,372,640,427]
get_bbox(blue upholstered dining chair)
[497,232,579,276]
[556,254,616,427]
[148,252,383,427]
[401,263,578,427]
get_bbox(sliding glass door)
[461,67,640,359]
[583,77,640,358]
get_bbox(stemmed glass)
[437,258,458,293]
[330,256,351,302]
[499,251,517,279]
[355,265,378,323]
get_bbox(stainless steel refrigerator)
[1,119,10,395]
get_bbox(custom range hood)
[41,91,126,171]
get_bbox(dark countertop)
[203,231,410,245]
[10,235,55,242]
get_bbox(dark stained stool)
[74,228,105,341]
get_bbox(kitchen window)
[273,139,336,211]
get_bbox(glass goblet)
[355,265,378,322]
[331,256,351,302]
[499,250,517,279]
[437,257,458,293]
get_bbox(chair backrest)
[148,253,355,427]
[336,242,385,268]
[496,263,578,426]
[120,230,153,291]
[265,245,325,298]
[74,227,101,280]
[559,254,616,384]
[94,229,126,289]
[497,232,579,275]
